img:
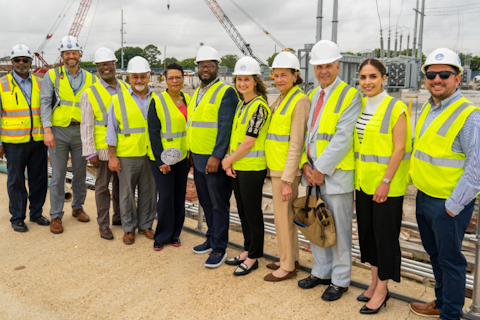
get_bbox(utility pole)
[316,0,323,42]
[416,0,426,62]
[412,0,419,58]
[331,0,338,43]
[121,9,126,69]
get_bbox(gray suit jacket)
[302,77,362,195]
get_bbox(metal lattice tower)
[68,0,93,38]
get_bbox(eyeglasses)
[166,76,183,81]
[425,71,456,80]
[97,61,115,68]
[198,64,216,71]
[12,58,31,63]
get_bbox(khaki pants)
[271,176,300,272]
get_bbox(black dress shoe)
[233,260,258,276]
[298,274,331,289]
[12,221,28,232]
[359,291,390,314]
[225,255,246,266]
[153,241,164,251]
[30,215,50,226]
[357,292,371,302]
[321,284,348,301]
[171,238,181,247]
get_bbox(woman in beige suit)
[264,52,310,281]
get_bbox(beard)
[135,84,146,91]
[200,73,217,85]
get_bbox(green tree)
[79,61,96,69]
[470,56,480,72]
[266,48,296,67]
[220,54,238,69]
[179,58,196,69]
[114,46,144,68]
[142,44,162,68]
[164,57,179,66]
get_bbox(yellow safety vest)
[148,91,191,162]
[265,85,307,171]
[300,81,359,170]
[186,81,232,155]
[49,66,96,127]
[85,80,129,150]
[308,86,319,100]
[409,96,480,199]
[230,96,271,171]
[0,74,44,143]
[112,90,156,157]
[354,95,412,196]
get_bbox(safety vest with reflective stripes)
[148,91,191,162]
[186,81,232,155]
[49,66,97,127]
[354,95,412,196]
[265,85,307,171]
[230,96,271,171]
[0,74,44,143]
[85,80,129,150]
[409,96,480,199]
[300,81,360,171]
[308,86,319,100]
[112,90,156,157]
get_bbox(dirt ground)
[1,172,476,320]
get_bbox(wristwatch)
[382,178,391,184]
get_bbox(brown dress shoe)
[50,218,63,234]
[410,301,441,317]
[72,208,90,222]
[264,270,297,282]
[99,226,114,240]
[138,228,154,239]
[266,261,300,271]
[123,232,135,244]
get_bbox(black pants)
[151,158,189,243]
[356,189,403,282]
[4,140,48,224]
[231,169,266,259]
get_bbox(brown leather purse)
[293,186,336,248]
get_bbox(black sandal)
[233,260,259,276]
[225,255,245,266]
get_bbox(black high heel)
[359,291,390,314]
[357,292,371,302]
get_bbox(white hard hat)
[127,56,151,73]
[94,47,117,64]
[195,45,221,64]
[421,48,463,75]
[232,56,261,75]
[59,35,82,52]
[309,40,342,65]
[270,52,301,72]
[10,44,34,59]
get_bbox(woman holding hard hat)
[148,62,191,251]
[263,52,310,281]
[354,58,411,314]
[221,56,271,276]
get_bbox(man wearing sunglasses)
[0,44,49,232]
[80,47,129,240]
[409,48,480,320]
[40,36,97,234]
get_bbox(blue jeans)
[3,140,48,223]
[416,190,475,320]
[194,168,232,253]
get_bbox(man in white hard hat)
[106,56,157,245]
[80,47,129,240]
[298,40,362,301]
[40,35,97,234]
[0,44,50,232]
[408,48,480,320]
[188,45,239,268]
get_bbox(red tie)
[308,90,325,159]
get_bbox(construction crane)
[34,0,93,71]
[229,0,286,51]
[204,0,266,65]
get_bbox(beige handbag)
[293,186,336,248]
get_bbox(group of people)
[1,35,479,320]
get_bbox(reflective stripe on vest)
[90,85,109,126]
[117,93,146,136]
[157,93,187,140]
[187,83,227,129]
[266,133,289,142]
[355,152,412,164]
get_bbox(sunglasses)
[12,58,31,63]
[425,71,456,80]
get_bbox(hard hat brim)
[232,71,262,75]
[194,59,222,65]
[269,66,301,73]
[421,63,464,75]
[309,55,342,66]
[94,58,118,64]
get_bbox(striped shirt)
[80,78,122,161]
